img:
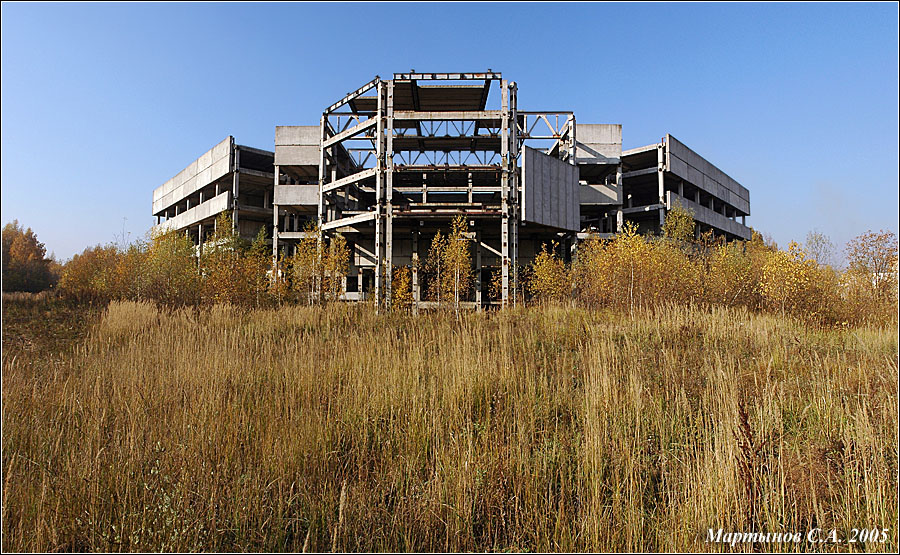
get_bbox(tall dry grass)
[2,301,897,551]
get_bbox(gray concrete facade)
[152,71,753,307]
[152,136,275,244]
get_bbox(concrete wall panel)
[153,136,234,215]
[575,124,622,163]
[522,146,579,231]
[274,184,318,206]
[579,183,618,204]
[666,134,750,215]
[275,145,319,166]
[276,126,319,146]
[153,191,231,234]
[666,190,751,240]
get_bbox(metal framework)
[312,72,586,309]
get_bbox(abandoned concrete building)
[151,71,752,307]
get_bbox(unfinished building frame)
[153,70,752,309]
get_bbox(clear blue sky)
[2,2,897,260]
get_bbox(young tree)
[528,242,570,303]
[662,204,696,243]
[2,220,56,292]
[58,244,121,301]
[443,215,473,312]
[759,241,817,317]
[844,229,899,304]
[323,233,349,302]
[245,227,271,307]
[201,213,249,304]
[144,229,201,306]
[805,229,835,268]
[423,230,448,305]
[391,265,413,309]
[290,221,322,305]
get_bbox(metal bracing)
[374,80,385,306]
[500,79,511,307]
[314,71,590,309]
[324,75,381,115]
[509,82,520,305]
[385,80,394,306]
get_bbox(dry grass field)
[2,297,897,552]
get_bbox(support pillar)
[374,80,385,308]
[232,144,240,234]
[657,140,665,233]
[385,80,394,306]
[412,227,420,312]
[500,79,511,307]
[475,231,482,310]
[272,165,280,276]
[616,164,624,232]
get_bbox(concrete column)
[330,166,338,220]
[616,164,623,232]
[475,231,482,310]
[272,206,280,270]
[272,164,280,272]
[742,215,746,226]
[678,180,684,197]
[374,81,384,307]
[412,227,419,312]
[657,142,665,204]
[421,172,427,203]
[695,189,700,204]
[500,78,510,307]
[232,146,241,233]
[385,79,394,306]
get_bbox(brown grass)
[2,300,897,552]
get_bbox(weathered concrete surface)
[275,126,319,166]
[274,184,318,206]
[575,124,622,164]
[153,191,230,234]
[522,146,579,231]
[667,190,752,240]
[665,134,750,215]
[153,137,232,216]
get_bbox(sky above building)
[2,2,897,260]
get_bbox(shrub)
[2,220,57,292]
[528,242,571,303]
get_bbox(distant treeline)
[5,207,898,325]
